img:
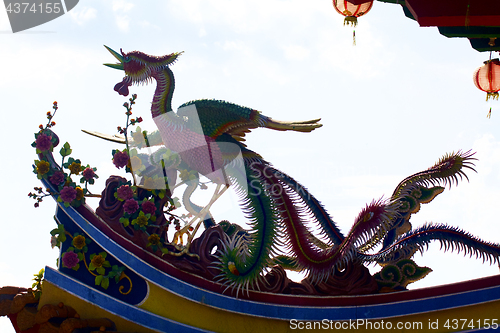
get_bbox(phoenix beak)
[103,45,124,70]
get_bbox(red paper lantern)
[473,58,500,101]
[332,0,373,27]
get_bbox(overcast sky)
[1,1,500,331]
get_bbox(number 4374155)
[443,319,498,330]
[6,2,61,14]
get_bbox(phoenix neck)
[151,67,176,118]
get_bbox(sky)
[1,0,500,331]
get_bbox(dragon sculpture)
[99,46,500,293]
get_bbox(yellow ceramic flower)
[69,162,82,175]
[136,214,149,227]
[91,254,105,268]
[148,234,161,246]
[75,186,84,200]
[36,160,50,175]
[72,235,86,250]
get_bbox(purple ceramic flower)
[113,150,129,169]
[36,133,52,151]
[116,185,134,200]
[142,201,156,215]
[60,186,77,203]
[62,251,79,269]
[123,198,139,214]
[49,171,65,185]
[82,167,96,180]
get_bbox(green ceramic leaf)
[101,277,110,290]
[95,275,103,286]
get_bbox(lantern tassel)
[487,107,492,119]
[353,30,356,46]
[344,16,358,27]
[486,92,499,101]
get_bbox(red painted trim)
[416,16,500,28]
[405,0,500,27]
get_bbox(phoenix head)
[104,45,183,96]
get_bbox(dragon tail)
[393,150,476,198]
[258,164,399,282]
[360,151,477,254]
[358,223,500,266]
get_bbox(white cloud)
[0,43,101,88]
[69,6,97,26]
[315,24,394,78]
[222,40,249,53]
[282,44,310,61]
[137,20,161,31]
[112,0,134,32]
[218,39,292,84]
[112,0,134,12]
[472,133,500,180]
[115,15,130,32]
[167,0,321,34]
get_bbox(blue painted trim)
[54,206,149,306]
[44,267,213,333]
[55,202,500,321]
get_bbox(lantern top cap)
[484,58,500,65]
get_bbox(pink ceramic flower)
[123,198,139,214]
[141,201,156,215]
[36,133,52,151]
[62,251,79,269]
[113,150,129,169]
[60,186,77,203]
[117,185,134,201]
[82,167,96,180]
[49,171,65,185]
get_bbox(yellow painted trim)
[139,281,290,333]
[283,300,500,332]
[39,281,160,333]
[39,280,500,333]
[140,281,500,333]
